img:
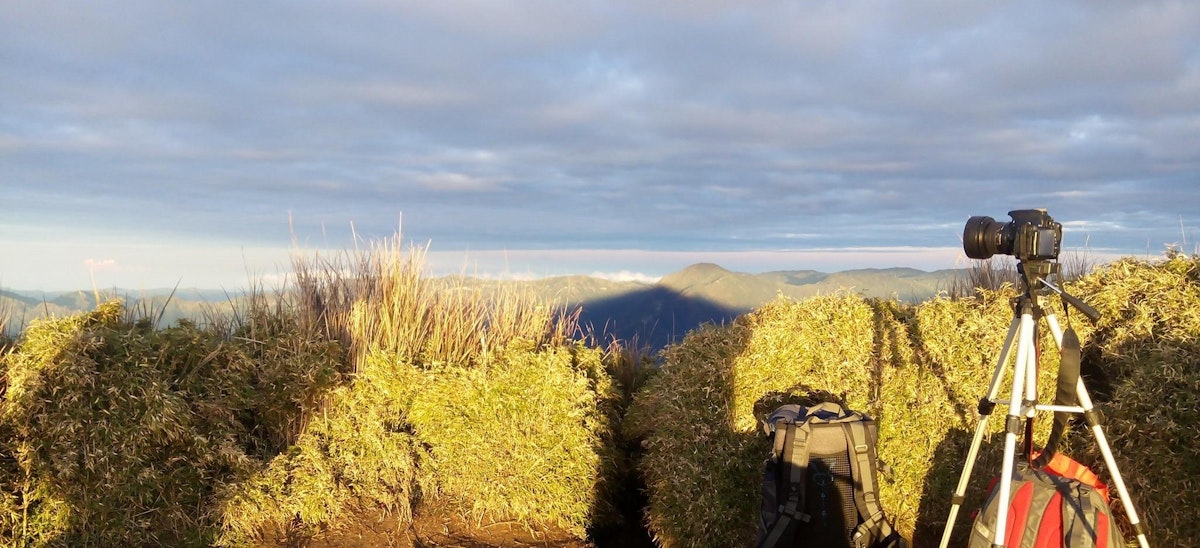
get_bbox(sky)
[3,1,1198,291]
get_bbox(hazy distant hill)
[2,264,964,350]
[0,288,243,335]
[437,274,647,306]
[1,290,74,334]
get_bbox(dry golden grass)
[948,249,1099,299]
[290,234,580,374]
[216,234,612,544]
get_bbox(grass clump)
[1060,252,1200,546]
[399,342,617,537]
[1,301,238,546]
[0,300,342,546]
[214,379,418,545]
[626,288,1074,547]
[220,235,615,544]
[291,236,575,373]
[626,293,881,547]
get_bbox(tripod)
[938,260,1150,548]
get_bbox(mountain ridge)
[3,264,966,347]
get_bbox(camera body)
[963,209,1062,261]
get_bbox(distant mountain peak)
[682,262,729,273]
[658,263,734,291]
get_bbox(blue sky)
[3,1,1198,290]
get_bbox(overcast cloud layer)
[3,1,1199,289]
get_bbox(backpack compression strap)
[759,420,814,548]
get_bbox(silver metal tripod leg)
[991,304,1038,546]
[937,315,1020,548]
[1045,314,1151,548]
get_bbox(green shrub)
[214,381,418,545]
[205,237,605,545]
[1062,253,1200,546]
[1,302,244,545]
[626,289,1072,547]
[398,341,618,539]
[215,339,616,545]
[0,300,342,546]
[627,293,886,547]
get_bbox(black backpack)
[756,402,906,548]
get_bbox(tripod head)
[1016,259,1058,295]
[1016,258,1102,323]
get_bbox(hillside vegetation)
[0,246,1194,547]
[628,251,1199,547]
[0,239,620,547]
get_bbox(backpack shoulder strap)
[1062,482,1096,548]
[758,419,814,548]
[846,419,903,548]
[846,420,882,520]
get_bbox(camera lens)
[963,216,1007,259]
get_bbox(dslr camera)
[963,209,1062,261]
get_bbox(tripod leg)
[938,315,1020,548]
[1044,315,1152,548]
[1076,381,1151,547]
[992,305,1038,546]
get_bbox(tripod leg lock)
[1005,416,1023,436]
[977,398,996,416]
[1083,408,1103,427]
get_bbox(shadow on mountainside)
[576,285,746,353]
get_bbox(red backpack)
[968,453,1123,548]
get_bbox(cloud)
[2,1,1198,290]
[413,172,503,192]
[588,270,661,284]
[83,258,121,271]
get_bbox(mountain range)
[567,263,960,349]
[2,263,964,350]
